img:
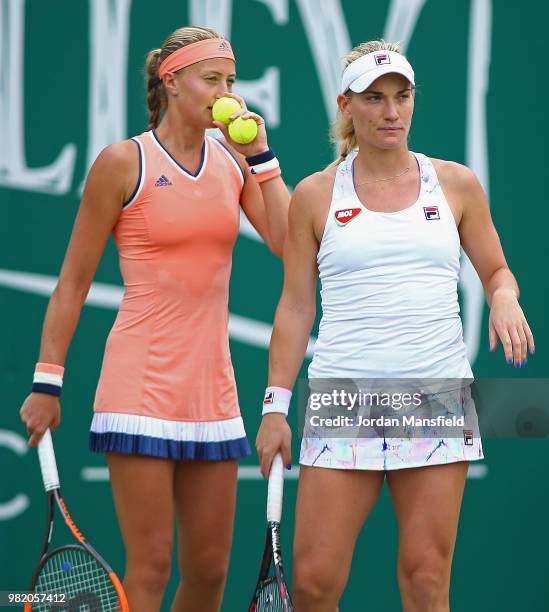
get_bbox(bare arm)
[212,94,290,257]
[268,185,319,387]
[439,161,534,366]
[256,174,326,477]
[239,169,290,257]
[20,140,138,445]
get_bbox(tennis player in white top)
[256,40,534,611]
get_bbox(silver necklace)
[355,165,410,186]
[355,166,410,187]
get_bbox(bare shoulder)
[84,139,139,202]
[290,168,336,240]
[92,139,139,175]
[431,158,483,193]
[431,158,490,224]
[293,167,336,203]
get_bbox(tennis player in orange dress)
[20,26,290,611]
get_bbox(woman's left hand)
[211,92,269,157]
[489,289,534,367]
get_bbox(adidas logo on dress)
[155,175,172,187]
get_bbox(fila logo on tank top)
[310,150,472,380]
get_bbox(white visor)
[340,50,415,94]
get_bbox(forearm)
[268,301,315,390]
[484,266,519,307]
[37,283,88,365]
[258,176,290,256]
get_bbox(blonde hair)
[327,39,405,168]
[144,26,225,131]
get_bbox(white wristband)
[262,386,292,416]
[250,157,280,175]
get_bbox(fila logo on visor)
[335,208,362,225]
[263,391,274,405]
[423,206,440,220]
[374,53,390,65]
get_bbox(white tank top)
[308,150,473,379]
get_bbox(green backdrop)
[1,1,548,609]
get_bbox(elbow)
[277,299,316,324]
[264,234,284,258]
[270,243,284,259]
[53,280,90,305]
[268,231,287,259]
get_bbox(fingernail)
[530,346,535,354]
[286,464,292,470]
[522,358,527,366]
[507,358,513,365]
[516,361,521,369]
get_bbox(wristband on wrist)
[245,149,275,166]
[252,166,282,184]
[262,385,292,416]
[32,362,64,397]
[245,149,281,184]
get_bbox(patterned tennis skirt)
[299,385,484,471]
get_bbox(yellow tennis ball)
[212,97,241,125]
[228,116,258,144]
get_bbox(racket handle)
[267,453,284,523]
[37,429,60,492]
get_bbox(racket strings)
[255,575,285,611]
[33,548,120,611]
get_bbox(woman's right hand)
[20,394,60,447]
[256,413,292,479]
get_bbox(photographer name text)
[309,415,465,427]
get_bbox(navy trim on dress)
[152,129,206,178]
[122,138,142,208]
[217,140,246,183]
[89,432,251,461]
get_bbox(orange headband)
[158,38,235,78]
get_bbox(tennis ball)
[228,116,258,144]
[212,97,241,125]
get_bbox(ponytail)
[145,48,164,130]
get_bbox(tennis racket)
[24,429,129,611]
[249,453,294,611]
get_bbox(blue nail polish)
[286,464,292,470]
[522,358,527,366]
[517,362,521,369]
[507,358,513,365]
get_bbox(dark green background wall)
[1,1,548,609]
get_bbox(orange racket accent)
[58,497,85,542]
[110,572,130,611]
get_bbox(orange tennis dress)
[89,129,250,460]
